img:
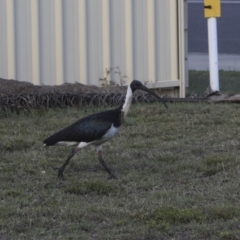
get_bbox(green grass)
[188,70,240,96]
[1,102,240,239]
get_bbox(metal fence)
[0,0,187,97]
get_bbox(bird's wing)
[43,110,119,146]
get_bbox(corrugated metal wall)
[0,0,187,96]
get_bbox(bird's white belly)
[93,124,120,146]
[103,124,119,139]
[56,141,78,146]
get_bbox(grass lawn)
[1,101,240,239]
[188,70,240,96]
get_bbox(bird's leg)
[98,150,117,179]
[58,147,80,178]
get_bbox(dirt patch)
[0,78,131,112]
[3,78,238,113]
[0,78,126,97]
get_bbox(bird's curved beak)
[138,85,168,109]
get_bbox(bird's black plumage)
[43,105,123,146]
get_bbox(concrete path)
[188,53,240,71]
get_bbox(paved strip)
[189,1,240,3]
[188,53,240,71]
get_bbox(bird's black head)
[130,80,145,93]
[130,80,168,108]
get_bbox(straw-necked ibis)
[43,80,167,179]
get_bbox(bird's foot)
[58,168,64,178]
[107,172,118,180]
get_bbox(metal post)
[204,0,221,92]
[207,17,219,91]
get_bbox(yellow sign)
[204,0,221,18]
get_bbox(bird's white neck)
[121,85,133,118]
